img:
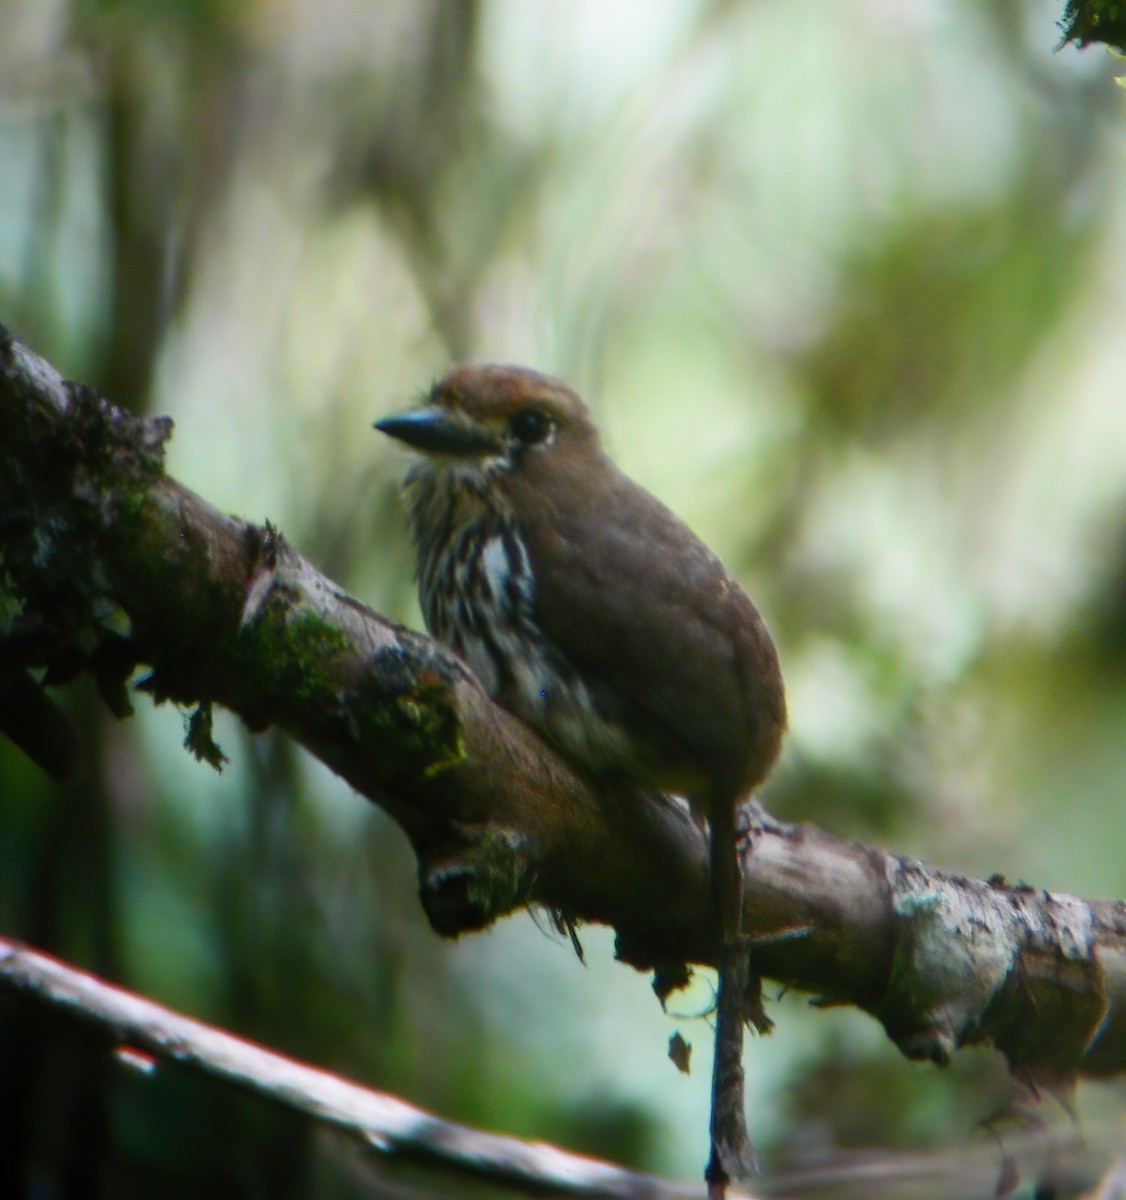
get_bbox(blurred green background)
[2,1,1125,1196]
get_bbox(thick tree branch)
[3,325,1126,1097]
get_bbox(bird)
[376,363,786,1194]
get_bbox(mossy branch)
[3,324,1126,1102]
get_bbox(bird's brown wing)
[517,456,783,795]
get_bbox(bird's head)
[375,364,601,486]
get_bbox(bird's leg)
[706,938,758,1198]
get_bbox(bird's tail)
[709,788,744,943]
[706,940,759,1193]
[706,789,756,1195]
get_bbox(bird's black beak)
[374,407,496,456]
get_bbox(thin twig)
[0,936,757,1199]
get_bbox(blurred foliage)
[2,0,1125,1196]
[1060,0,1126,52]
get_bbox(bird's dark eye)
[509,408,553,446]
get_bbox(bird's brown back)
[504,437,786,802]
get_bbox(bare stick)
[0,936,760,1199]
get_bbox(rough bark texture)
[3,324,1126,1095]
